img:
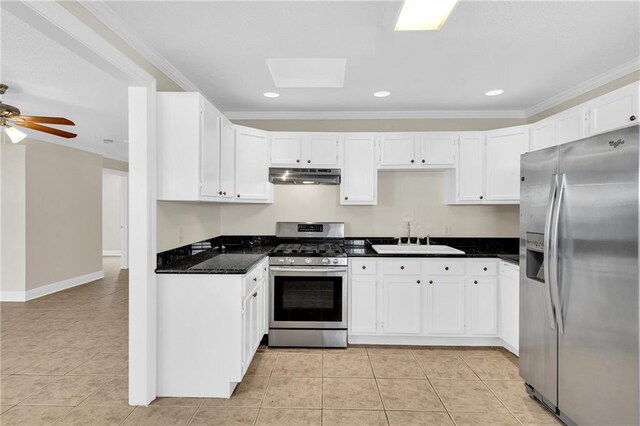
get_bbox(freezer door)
[556,125,639,425]
[519,146,559,408]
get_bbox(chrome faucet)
[407,221,411,244]
[425,234,431,246]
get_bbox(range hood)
[269,168,341,185]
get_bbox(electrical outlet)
[178,227,184,244]
[443,225,451,236]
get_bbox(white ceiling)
[104,0,640,117]
[1,10,129,160]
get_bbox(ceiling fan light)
[5,126,27,144]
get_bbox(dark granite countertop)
[155,236,275,275]
[498,254,520,266]
[156,235,519,274]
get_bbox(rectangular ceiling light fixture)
[266,58,346,88]
[395,0,458,31]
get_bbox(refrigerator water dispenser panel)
[526,232,545,282]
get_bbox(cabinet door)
[499,263,520,353]
[419,134,456,166]
[381,276,422,335]
[271,134,302,166]
[530,119,556,151]
[556,106,587,145]
[589,84,639,136]
[426,277,465,335]
[379,134,416,168]
[305,134,340,167]
[235,126,270,200]
[485,126,529,201]
[219,117,235,198]
[350,275,378,334]
[241,294,253,373]
[200,101,222,197]
[457,134,485,202]
[341,135,377,205]
[470,278,498,335]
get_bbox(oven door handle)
[269,267,348,273]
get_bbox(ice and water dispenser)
[526,232,546,282]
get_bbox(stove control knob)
[332,259,339,264]
[305,258,312,264]
[287,258,295,264]
[321,258,330,265]
[278,258,285,263]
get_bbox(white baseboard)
[0,270,105,302]
[348,334,505,347]
[103,250,121,256]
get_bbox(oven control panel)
[298,224,323,233]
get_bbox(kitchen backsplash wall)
[157,201,221,252]
[219,171,519,237]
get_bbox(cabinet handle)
[417,280,421,284]
[218,191,223,195]
[344,196,349,200]
[480,196,484,200]
[631,115,637,121]
[237,194,241,198]
[445,266,449,271]
[223,192,227,195]
[307,160,311,164]
[296,159,300,163]
[410,159,415,164]
[362,266,366,269]
[264,267,267,271]
[483,267,488,271]
[253,277,257,281]
[400,265,405,270]
[252,292,258,298]
[474,280,478,285]
[429,280,433,284]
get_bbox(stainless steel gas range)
[269,222,348,348]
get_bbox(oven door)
[270,266,347,329]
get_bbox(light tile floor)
[0,258,561,425]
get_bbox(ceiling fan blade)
[15,121,77,139]
[14,115,75,126]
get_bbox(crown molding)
[78,1,223,112]
[526,57,640,117]
[226,109,528,120]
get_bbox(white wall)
[157,201,221,252]
[219,171,519,237]
[103,172,122,254]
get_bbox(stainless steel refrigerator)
[520,125,639,426]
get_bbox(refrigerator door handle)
[550,173,566,334]
[543,174,558,330]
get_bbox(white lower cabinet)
[425,276,466,335]
[381,276,422,334]
[157,258,268,398]
[349,258,503,343]
[499,261,520,355]
[470,277,498,335]
[350,275,378,334]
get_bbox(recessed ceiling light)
[374,91,391,98]
[395,0,458,31]
[263,92,280,98]
[485,89,504,97]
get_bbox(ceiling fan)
[0,84,77,144]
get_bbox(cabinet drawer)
[352,260,377,275]
[469,261,497,276]
[243,266,262,297]
[423,260,465,275]
[380,260,420,275]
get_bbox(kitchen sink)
[371,244,465,255]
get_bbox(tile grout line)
[366,346,390,425]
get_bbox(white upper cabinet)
[555,105,587,145]
[234,126,272,202]
[379,133,456,169]
[454,134,486,203]
[200,101,222,197]
[379,133,416,168]
[219,117,236,199]
[341,134,377,205]
[270,134,302,166]
[270,133,340,167]
[485,125,530,202]
[418,134,456,167]
[158,92,223,201]
[588,83,639,136]
[530,118,556,152]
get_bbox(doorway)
[103,169,129,269]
